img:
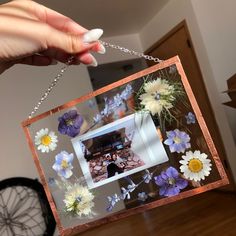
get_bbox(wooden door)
[145,21,235,191]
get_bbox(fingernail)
[88,54,98,67]
[83,29,103,43]
[97,44,106,54]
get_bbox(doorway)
[145,21,235,191]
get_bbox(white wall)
[0,33,142,180]
[0,64,93,179]
[139,0,236,181]
[190,0,236,142]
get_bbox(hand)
[0,0,105,74]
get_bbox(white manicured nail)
[83,29,103,43]
[88,54,98,67]
[97,44,106,54]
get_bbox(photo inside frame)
[22,57,229,236]
[71,113,169,189]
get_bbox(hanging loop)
[99,41,162,63]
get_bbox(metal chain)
[28,56,74,118]
[99,41,162,63]
[28,41,162,118]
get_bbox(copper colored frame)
[22,56,229,236]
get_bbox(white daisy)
[34,128,58,153]
[64,184,95,217]
[139,78,175,116]
[179,150,212,182]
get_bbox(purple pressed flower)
[185,112,196,124]
[138,192,148,202]
[164,129,191,153]
[58,110,84,138]
[154,167,188,197]
[143,169,153,184]
[106,194,120,212]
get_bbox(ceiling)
[0,0,169,37]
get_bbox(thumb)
[45,28,103,55]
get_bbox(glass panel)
[25,61,225,230]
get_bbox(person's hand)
[0,0,106,74]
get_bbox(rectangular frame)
[22,56,229,236]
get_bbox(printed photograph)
[72,113,169,189]
[82,128,145,183]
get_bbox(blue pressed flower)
[154,167,188,197]
[127,179,137,192]
[121,187,131,200]
[93,114,102,123]
[113,94,123,107]
[185,112,196,124]
[48,177,56,186]
[164,129,191,153]
[120,84,133,100]
[52,151,74,179]
[58,110,84,138]
[101,97,114,117]
[93,85,133,124]
[138,192,148,202]
[106,194,120,212]
[143,169,153,184]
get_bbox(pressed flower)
[120,84,133,100]
[185,112,196,124]
[106,194,120,212]
[101,97,113,117]
[142,169,153,184]
[164,129,191,153]
[93,114,102,123]
[121,187,131,200]
[138,192,148,202]
[52,151,74,179]
[93,85,133,124]
[34,128,58,153]
[113,94,123,107]
[139,78,176,116]
[154,167,188,197]
[64,184,95,217]
[58,110,84,138]
[179,150,212,182]
[127,182,137,192]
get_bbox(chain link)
[99,41,162,63]
[28,41,162,119]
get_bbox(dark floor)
[78,191,236,236]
